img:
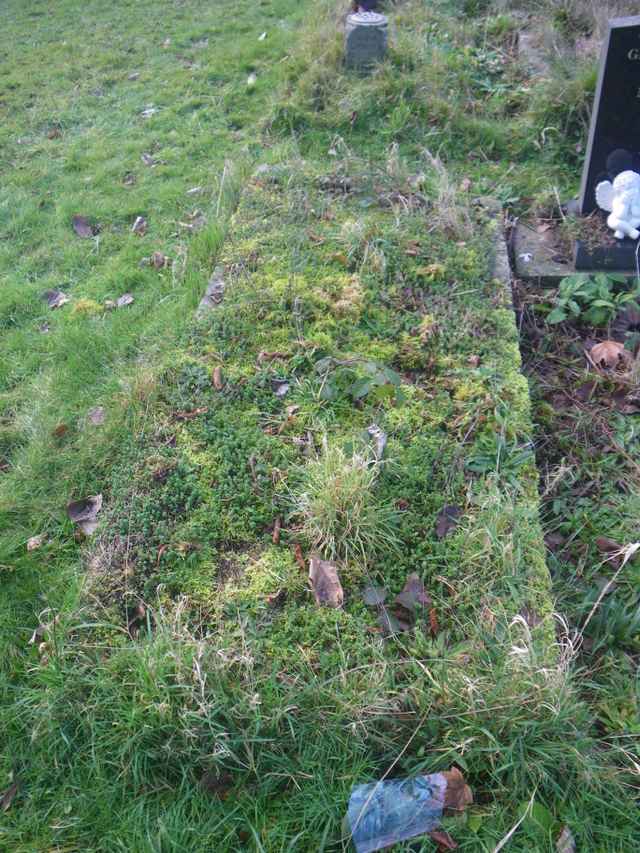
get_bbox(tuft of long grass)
[288,441,400,563]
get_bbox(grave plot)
[1,0,639,850]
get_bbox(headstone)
[579,16,640,215]
[345,11,388,72]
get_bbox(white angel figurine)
[596,170,640,240]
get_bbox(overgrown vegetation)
[1,0,639,850]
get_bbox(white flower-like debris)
[596,170,640,240]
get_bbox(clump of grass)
[288,441,399,562]
[423,149,472,238]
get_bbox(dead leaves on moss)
[309,555,343,608]
[362,572,437,637]
[586,340,630,370]
[67,494,103,536]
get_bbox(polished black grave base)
[574,238,640,272]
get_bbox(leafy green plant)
[314,357,403,404]
[547,273,640,326]
[287,442,399,562]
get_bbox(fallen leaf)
[173,407,208,421]
[362,585,387,606]
[127,601,146,637]
[405,240,421,256]
[131,216,147,236]
[266,588,287,608]
[27,534,46,552]
[293,543,306,572]
[429,607,439,637]
[436,505,462,539]
[442,767,473,813]
[545,532,566,550]
[213,366,224,390]
[47,126,62,139]
[87,406,105,426]
[272,379,289,398]
[42,289,69,309]
[67,493,103,536]
[117,293,134,308]
[197,268,225,315]
[377,608,411,636]
[596,536,625,567]
[0,781,18,813]
[575,380,597,402]
[272,516,282,545]
[72,215,95,238]
[52,423,69,438]
[556,825,576,853]
[309,555,343,608]
[395,573,431,613]
[589,340,629,370]
[367,424,387,459]
[200,771,233,799]
[258,351,288,363]
[429,829,458,851]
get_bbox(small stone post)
[345,11,388,72]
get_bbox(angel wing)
[595,180,615,213]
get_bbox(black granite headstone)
[579,16,640,215]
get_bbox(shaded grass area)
[1,0,639,850]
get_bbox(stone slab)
[513,223,638,283]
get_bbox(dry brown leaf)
[27,534,46,552]
[442,767,473,814]
[131,216,147,236]
[435,505,462,539]
[257,351,288,363]
[293,543,306,572]
[429,607,439,637]
[173,407,208,421]
[0,781,18,813]
[272,516,282,545]
[87,406,106,426]
[47,126,62,139]
[429,829,458,851]
[309,555,343,608]
[212,366,224,391]
[200,771,233,799]
[151,251,171,269]
[42,289,69,310]
[266,588,287,608]
[395,573,431,612]
[72,215,95,238]
[596,536,625,568]
[52,423,69,438]
[556,825,576,853]
[67,494,103,536]
[589,340,629,369]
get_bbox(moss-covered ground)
[1,0,638,850]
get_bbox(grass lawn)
[1,0,638,850]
